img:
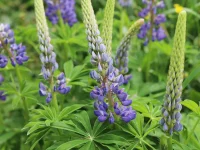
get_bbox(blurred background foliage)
[0,0,200,149]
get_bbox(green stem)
[50,76,58,112]
[167,136,173,150]
[15,65,23,87]
[22,97,29,122]
[185,117,200,144]
[15,66,29,121]
[149,0,155,41]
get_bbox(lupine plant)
[138,0,166,45]
[1,0,200,150]
[82,0,145,123]
[0,74,6,101]
[160,10,186,150]
[44,0,77,26]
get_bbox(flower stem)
[167,135,173,150]
[22,96,29,122]
[15,66,29,122]
[150,0,155,41]
[50,76,58,112]
[185,117,200,144]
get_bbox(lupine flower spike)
[118,0,132,7]
[44,0,77,26]
[160,11,186,135]
[138,0,166,45]
[115,19,144,84]
[0,24,28,68]
[82,0,136,123]
[35,0,70,105]
[0,74,6,101]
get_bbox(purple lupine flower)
[138,0,166,45]
[10,44,29,66]
[44,0,77,26]
[118,0,132,7]
[0,91,6,101]
[60,0,77,26]
[154,14,166,25]
[157,26,166,41]
[46,92,52,103]
[44,0,59,24]
[0,24,28,67]
[0,55,8,68]
[39,82,48,96]
[0,74,4,84]
[114,102,136,123]
[0,24,15,46]
[0,74,6,101]
[55,72,70,94]
[109,113,115,124]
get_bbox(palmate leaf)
[63,60,89,86]
[49,111,129,150]
[132,97,161,121]
[23,104,84,150]
[116,113,159,150]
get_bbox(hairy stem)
[167,136,173,150]
[50,76,58,112]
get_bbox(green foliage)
[46,111,129,150]
[0,0,200,150]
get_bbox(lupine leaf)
[79,141,95,150]
[183,64,200,89]
[51,121,87,136]
[181,99,200,115]
[56,139,90,150]
[93,119,108,136]
[64,60,74,78]
[74,111,93,135]
[58,104,84,120]
[94,134,128,145]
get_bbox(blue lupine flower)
[10,43,29,66]
[60,0,77,26]
[44,0,77,26]
[118,0,132,7]
[138,0,166,45]
[0,74,4,84]
[46,92,52,103]
[55,72,70,94]
[114,102,136,123]
[109,113,115,124]
[0,91,6,101]
[0,24,15,46]
[0,74,6,101]
[0,24,28,67]
[39,82,48,96]
[0,55,8,68]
